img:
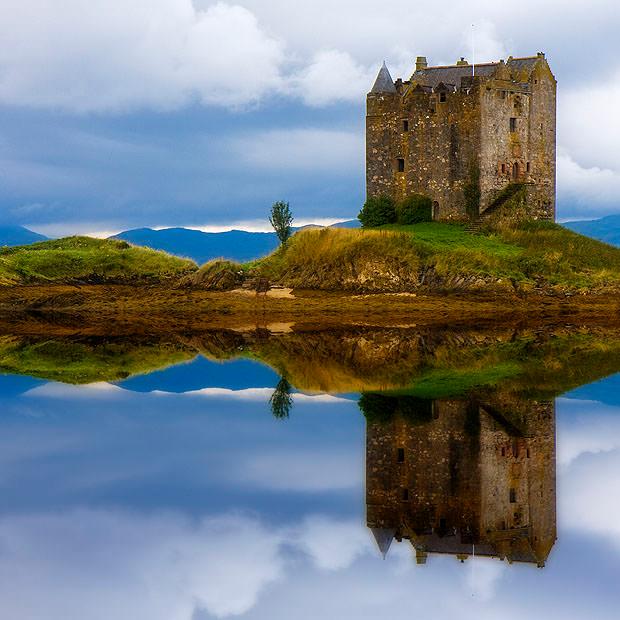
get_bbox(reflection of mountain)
[363,395,556,567]
[2,327,620,401]
[117,357,278,393]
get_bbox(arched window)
[512,162,519,180]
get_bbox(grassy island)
[0,222,619,331]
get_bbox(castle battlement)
[366,53,556,221]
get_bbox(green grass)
[0,237,196,285]
[0,336,196,384]
[251,221,620,292]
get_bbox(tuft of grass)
[0,237,195,285]
[255,228,423,291]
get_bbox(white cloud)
[0,1,285,111]
[557,153,620,219]
[290,50,376,107]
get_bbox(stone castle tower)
[366,54,556,221]
[365,396,556,566]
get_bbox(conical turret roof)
[370,528,396,558]
[370,62,396,93]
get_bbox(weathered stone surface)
[365,398,556,566]
[366,55,556,222]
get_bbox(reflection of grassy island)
[4,327,620,395]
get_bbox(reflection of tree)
[270,376,293,419]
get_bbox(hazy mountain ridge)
[563,214,620,247]
[112,221,360,264]
[0,226,48,246]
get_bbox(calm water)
[0,327,619,619]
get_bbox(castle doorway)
[512,162,520,180]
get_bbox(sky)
[1,0,619,235]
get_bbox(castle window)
[510,117,517,132]
[402,119,409,132]
[510,488,517,503]
[397,448,405,463]
[501,163,506,174]
[527,448,531,458]
[501,447,506,456]
[439,92,447,102]
[402,488,409,501]
[526,162,531,173]
[397,158,405,172]
[512,162,520,180]
[432,201,439,219]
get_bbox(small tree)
[397,194,433,224]
[270,376,293,419]
[269,201,294,245]
[358,195,397,227]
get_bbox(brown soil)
[0,284,618,337]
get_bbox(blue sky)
[1,0,620,235]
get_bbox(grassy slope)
[252,221,620,292]
[0,336,196,384]
[0,237,196,285]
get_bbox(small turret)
[456,57,469,66]
[370,62,397,94]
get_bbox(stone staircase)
[464,182,527,234]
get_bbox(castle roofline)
[417,54,545,71]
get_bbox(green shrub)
[397,194,432,224]
[358,195,397,227]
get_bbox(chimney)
[415,56,428,71]
[456,57,469,66]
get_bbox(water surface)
[0,327,619,619]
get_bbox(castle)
[364,395,556,566]
[366,54,556,221]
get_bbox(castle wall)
[367,88,481,221]
[366,56,557,222]
[365,396,557,564]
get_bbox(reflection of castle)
[363,396,556,567]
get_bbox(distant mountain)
[0,226,48,247]
[563,214,620,247]
[330,219,361,229]
[112,228,279,265]
[112,222,359,264]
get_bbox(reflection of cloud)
[558,397,620,551]
[233,451,362,492]
[24,382,349,403]
[560,448,620,550]
[556,398,620,468]
[0,510,285,619]
[296,517,372,570]
[463,557,506,602]
[25,382,126,399]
